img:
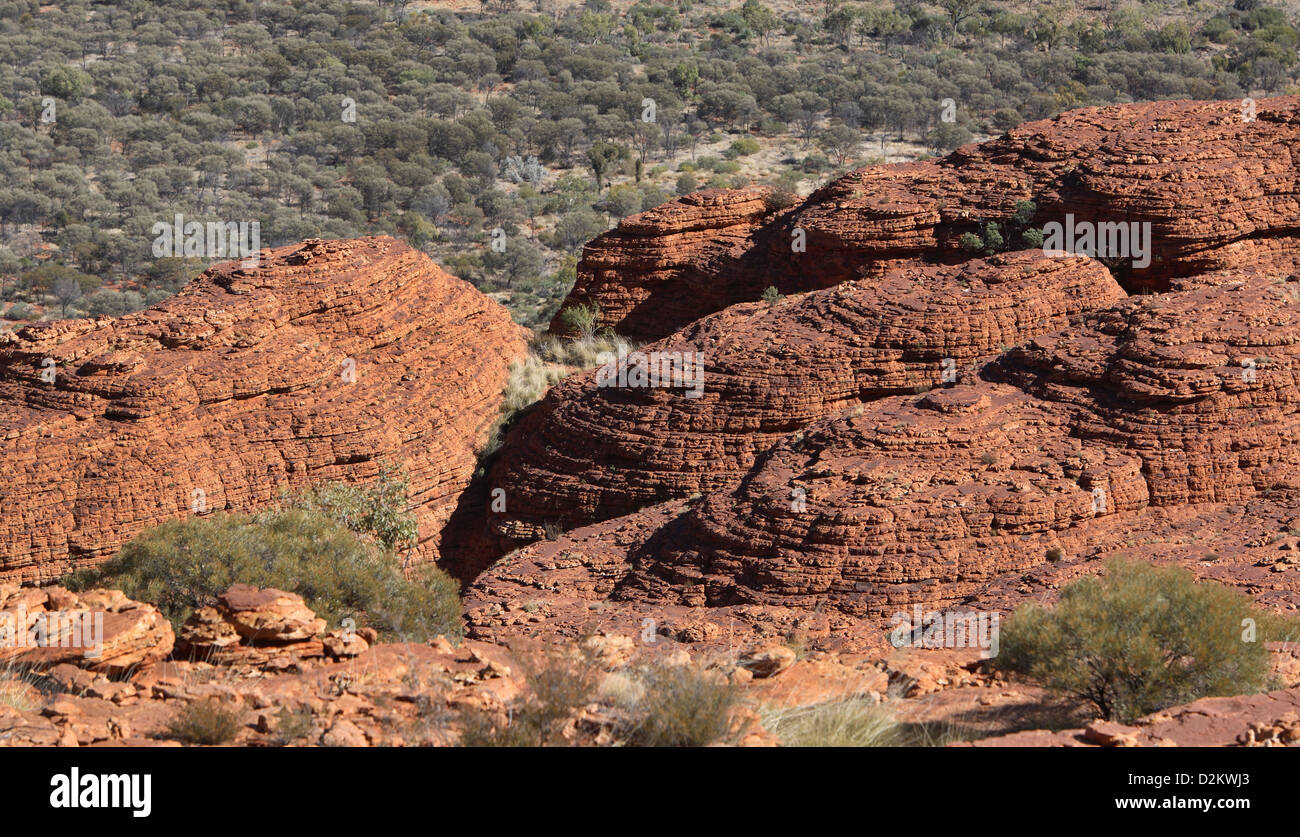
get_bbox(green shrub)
[726,137,760,157]
[3,302,33,321]
[761,285,782,305]
[993,559,1281,722]
[557,302,600,338]
[281,463,416,553]
[65,508,462,642]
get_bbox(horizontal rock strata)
[563,96,1300,341]
[0,236,527,581]
[476,266,1300,625]
[492,251,1123,542]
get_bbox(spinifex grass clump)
[458,650,601,747]
[167,700,244,746]
[621,662,739,747]
[65,467,461,642]
[993,559,1289,722]
[759,696,970,747]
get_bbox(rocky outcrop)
[473,384,1148,622]
[551,187,780,340]
[0,236,527,581]
[474,265,1300,631]
[492,251,1123,542]
[0,584,173,676]
[994,270,1300,506]
[175,584,372,666]
[563,96,1300,341]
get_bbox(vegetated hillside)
[0,0,1296,335]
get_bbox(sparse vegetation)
[3,0,1283,336]
[0,663,43,712]
[478,332,639,461]
[557,302,601,339]
[64,476,462,642]
[621,662,739,747]
[959,201,1040,254]
[271,705,316,746]
[993,559,1289,722]
[458,650,600,747]
[167,700,245,746]
[760,695,970,747]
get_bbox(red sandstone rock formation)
[492,251,1123,544]
[562,96,1300,341]
[550,187,781,340]
[992,270,1300,506]
[473,266,1300,634]
[0,584,173,676]
[0,236,527,582]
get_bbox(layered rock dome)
[473,265,1300,636]
[491,250,1123,542]
[0,236,527,582]
[473,97,1300,642]
[561,96,1300,342]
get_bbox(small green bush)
[726,137,760,157]
[557,302,600,338]
[993,559,1282,722]
[65,507,462,642]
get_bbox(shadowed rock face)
[490,251,1124,543]
[561,96,1300,342]
[0,236,527,582]
[548,187,779,341]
